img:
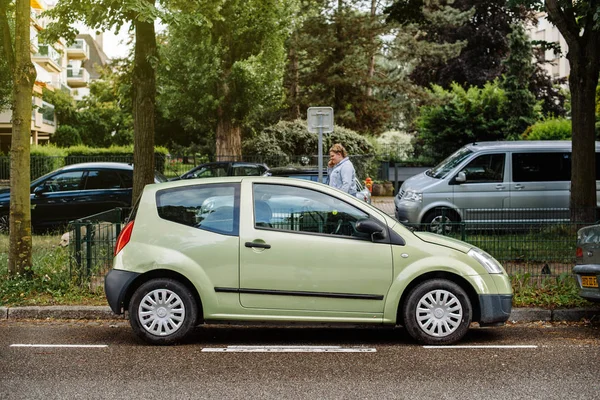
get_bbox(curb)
[1,306,599,322]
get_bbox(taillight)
[576,247,583,259]
[114,221,134,256]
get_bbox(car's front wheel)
[129,278,198,345]
[402,279,472,345]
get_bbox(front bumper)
[394,198,422,225]
[104,269,141,314]
[573,264,600,303]
[478,294,513,325]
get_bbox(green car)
[105,176,512,345]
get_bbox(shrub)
[31,145,67,180]
[521,118,571,140]
[52,125,82,147]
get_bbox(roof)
[466,141,600,152]
[60,162,133,171]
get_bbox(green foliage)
[414,81,512,163]
[511,273,593,309]
[244,119,375,178]
[522,118,571,140]
[52,125,83,147]
[500,23,539,138]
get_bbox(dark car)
[170,161,269,181]
[266,167,372,204]
[573,224,600,302]
[0,162,167,232]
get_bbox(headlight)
[402,190,422,202]
[468,248,504,274]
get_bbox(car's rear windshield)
[426,148,473,179]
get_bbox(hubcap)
[416,289,463,337]
[429,215,453,234]
[138,289,185,336]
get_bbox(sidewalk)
[371,196,395,216]
[1,305,598,322]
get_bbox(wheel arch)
[396,271,481,326]
[421,206,462,225]
[123,269,204,322]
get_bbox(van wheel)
[402,279,472,345]
[129,278,198,345]
[422,208,459,234]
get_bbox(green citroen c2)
[105,176,512,345]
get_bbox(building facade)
[527,13,570,82]
[0,0,106,154]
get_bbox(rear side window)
[156,183,240,236]
[84,170,124,189]
[512,152,571,182]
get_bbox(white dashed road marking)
[10,344,108,348]
[202,345,376,353]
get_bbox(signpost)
[307,107,334,183]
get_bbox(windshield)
[427,147,473,179]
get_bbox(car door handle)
[245,242,271,249]
[495,184,505,190]
[514,184,524,190]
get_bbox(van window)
[428,147,473,179]
[460,154,505,183]
[512,152,571,182]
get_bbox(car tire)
[402,279,472,345]
[129,278,198,345]
[422,208,459,234]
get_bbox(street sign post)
[307,107,334,183]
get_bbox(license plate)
[581,276,598,288]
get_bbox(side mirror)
[355,218,386,241]
[454,171,467,183]
[33,185,49,196]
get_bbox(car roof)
[59,162,134,171]
[268,167,325,175]
[466,141,600,152]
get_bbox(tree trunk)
[6,0,35,275]
[287,32,300,119]
[568,43,599,223]
[215,106,242,162]
[132,0,157,205]
[366,0,376,97]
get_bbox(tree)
[43,0,204,203]
[513,0,600,223]
[500,23,539,138]
[158,0,293,160]
[0,0,35,274]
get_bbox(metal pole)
[318,113,324,184]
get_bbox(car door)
[31,170,85,229]
[77,169,132,218]
[452,153,509,221]
[509,151,571,221]
[239,181,393,314]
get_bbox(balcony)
[39,101,55,126]
[66,67,90,87]
[67,39,89,60]
[32,45,62,73]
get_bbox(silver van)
[394,141,600,230]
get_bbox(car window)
[233,166,261,176]
[42,171,85,192]
[156,183,239,236]
[512,152,570,182]
[84,170,123,190]
[119,171,133,188]
[191,165,229,178]
[460,154,505,183]
[253,183,370,238]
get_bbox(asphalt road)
[1,319,599,400]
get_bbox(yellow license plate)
[581,276,598,288]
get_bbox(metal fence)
[66,205,592,288]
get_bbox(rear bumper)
[478,294,513,325]
[573,264,600,303]
[104,269,141,314]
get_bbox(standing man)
[327,143,357,195]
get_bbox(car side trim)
[215,287,384,300]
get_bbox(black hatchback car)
[0,162,167,232]
[170,161,269,181]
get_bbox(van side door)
[452,153,508,221]
[509,151,571,221]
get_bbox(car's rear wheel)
[129,278,198,345]
[402,279,472,345]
